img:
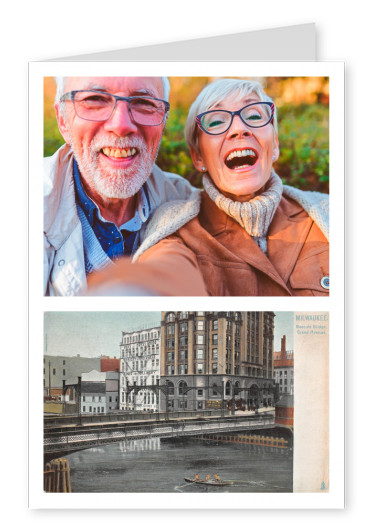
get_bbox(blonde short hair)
[185,78,278,154]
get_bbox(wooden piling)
[44,458,72,492]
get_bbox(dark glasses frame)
[195,101,275,135]
[60,90,170,125]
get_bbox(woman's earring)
[201,166,206,172]
[272,155,276,161]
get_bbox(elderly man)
[44,76,197,296]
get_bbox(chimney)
[281,335,286,361]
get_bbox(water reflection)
[119,438,161,453]
[68,438,293,493]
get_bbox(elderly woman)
[88,79,329,296]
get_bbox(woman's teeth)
[226,149,257,161]
[225,148,258,169]
[102,147,137,158]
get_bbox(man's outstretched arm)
[85,237,208,296]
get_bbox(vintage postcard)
[31,307,342,509]
[41,310,328,496]
[28,62,344,509]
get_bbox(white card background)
[29,60,344,510]
[4,0,374,525]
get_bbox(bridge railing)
[44,415,275,456]
[44,408,228,427]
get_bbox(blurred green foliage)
[44,119,65,157]
[156,108,200,187]
[44,96,329,194]
[275,104,329,193]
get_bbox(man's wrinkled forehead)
[63,76,164,98]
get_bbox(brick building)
[100,356,120,373]
[273,335,294,395]
[159,311,276,412]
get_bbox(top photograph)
[44,75,329,297]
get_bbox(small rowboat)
[184,477,233,487]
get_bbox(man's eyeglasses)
[196,102,275,135]
[60,90,170,126]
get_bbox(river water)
[67,437,293,493]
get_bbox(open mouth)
[224,148,258,170]
[101,147,138,159]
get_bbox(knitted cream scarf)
[202,170,283,253]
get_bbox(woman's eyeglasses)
[60,90,170,126]
[196,102,275,135]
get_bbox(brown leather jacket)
[139,192,329,296]
[87,191,329,296]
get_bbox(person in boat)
[86,78,329,297]
[194,474,201,482]
[213,473,221,482]
[205,474,211,482]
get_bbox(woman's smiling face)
[192,94,279,199]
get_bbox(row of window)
[275,370,290,377]
[122,330,159,344]
[166,320,219,335]
[44,368,66,376]
[280,386,294,393]
[168,362,221,375]
[122,344,160,355]
[165,312,242,323]
[166,380,273,395]
[82,395,118,403]
[166,333,219,348]
[126,359,159,370]
[127,375,158,386]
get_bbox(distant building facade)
[43,354,101,398]
[159,311,276,412]
[273,335,294,395]
[80,370,119,414]
[119,325,161,412]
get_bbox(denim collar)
[73,159,150,258]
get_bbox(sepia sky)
[44,311,294,358]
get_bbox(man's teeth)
[102,147,137,158]
[226,149,256,161]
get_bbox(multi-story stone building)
[119,325,161,412]
[159,311,276,412]
[274,335,294,395]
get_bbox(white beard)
[69,133,160,199]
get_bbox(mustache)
[89,135,147,152]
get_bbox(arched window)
[225,381,231,396]
[166,380,174,395]
[178,380,188,395]
[166,313,176,323]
